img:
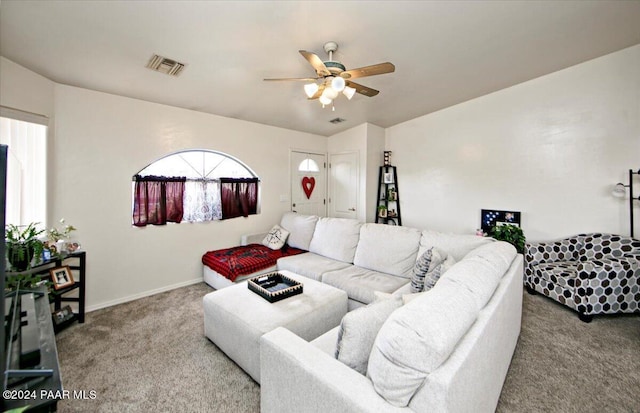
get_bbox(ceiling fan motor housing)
[323,61,346,76]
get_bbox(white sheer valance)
[182,180,222,222]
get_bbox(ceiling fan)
[264,41,395,108]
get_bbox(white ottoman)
[203,270,348,383]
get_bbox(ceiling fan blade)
[346,81,379,97]
[299,50,331,77]
[340,62,395,79]
[263,77,319,82]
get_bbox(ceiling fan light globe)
[331,76,346,92]
[319,95,332,105]
[323,87,339,100]
[304,83,319,98]
[343,86,356,100]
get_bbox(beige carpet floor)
[54,283,639,412]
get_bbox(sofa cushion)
[462,240,517,271]
[280,212,318,250]
[419,230,494,261]
[335,296,403,375]
[532,261,579,289]
[353,224,421,278]
[322,266,409,305]
[440,242,517,309]
[367,281,480,407]
[410,247,447,293]
[276,252,351,281]
[308,217,362,263]
[262,225,290,250]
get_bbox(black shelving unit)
[6,251,86,333]
[375,165,402,226]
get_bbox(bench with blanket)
[202,244,305,283]
[202,213,318,289]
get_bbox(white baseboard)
[85,277,204,313]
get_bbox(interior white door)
[329,152,358,219]
[290,151,326,216]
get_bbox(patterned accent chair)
[524,233,640,322]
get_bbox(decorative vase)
[55,239,66,254]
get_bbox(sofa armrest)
[260,327,408,413]
[241,232,269,246]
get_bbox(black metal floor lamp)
[614,169,640,238]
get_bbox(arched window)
[298,158,320,173]
[137,150,257,179]
[132,150,259,226]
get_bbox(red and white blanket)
[202,243,306,281]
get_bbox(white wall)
[48,85,325,310]
[0,57,55,118]
[387,45,640,241]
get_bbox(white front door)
[290,151,326,216]
[329,152,358,219]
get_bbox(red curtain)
[133,175,186,226]
[220,178,259,219]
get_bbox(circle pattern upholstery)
[524,233,640,317]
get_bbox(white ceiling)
[1,1,639,136]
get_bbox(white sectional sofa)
[206,212,523,411]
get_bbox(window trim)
[0,105,49,126]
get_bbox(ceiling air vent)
[146,54,186,77]
[329,117,346,124]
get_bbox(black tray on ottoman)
[248,272,303,303]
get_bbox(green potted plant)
[490,224,526,254]
[5,222,45,271]
[377,205,388,218]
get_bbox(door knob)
[348,207,356,211]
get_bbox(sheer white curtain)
[182,180,222,222]
[0,114,47,228]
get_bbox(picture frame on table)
[50,266,75,290]
[52,305,75,326]
[383,172,394,183]
[480,209,521,234]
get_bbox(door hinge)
[324,199,326,205]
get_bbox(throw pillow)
[410,247,447,293]
[262,225,290,250]
[335,296,403,375]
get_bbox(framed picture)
[52,305,75,326]
[383,172,394,183]
[50,266,75,290]
[481,209,521,234]
[383,151,392,166]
